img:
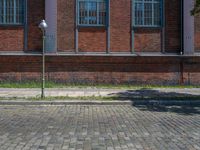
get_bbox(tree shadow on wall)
[109,88,200,115]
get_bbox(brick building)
[0,0,200,85]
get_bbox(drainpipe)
[131,0,134,53]
[23,0,28,51]
[161,0,165,53]
[106,0,110,53]
[75,0,79,53]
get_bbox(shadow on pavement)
[109,88,200,115]
[135,105,200,115]
[109,88,200,101]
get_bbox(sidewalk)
[0,88,200,99]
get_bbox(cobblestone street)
[0,105,200,150]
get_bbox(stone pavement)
[0,88,200,98]
[0,105,200,150]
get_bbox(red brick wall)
[165,0,181,53]
[0,27,24,51]
[27,0,45,51]
[79,28,107,52]
[134,29,161,52]
[57,0,75,52]
[0,0,191,53]
[47,72,181,85]
[0,0,45,52]
[110,0,131,52]
[0,55,200,85]
[195,14,200,52]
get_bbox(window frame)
[77,0,107,27]
[0,0,25,26]
[132,0,163,28]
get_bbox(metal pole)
[41,31,45,98]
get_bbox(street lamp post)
[39,20,48,99]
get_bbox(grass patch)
[0,81,200,89]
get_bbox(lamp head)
[39,20,48,31]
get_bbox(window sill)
[1,51,200,57]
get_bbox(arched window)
[0,0,24,25]
[133,0,163,27]
[77,0,106,26]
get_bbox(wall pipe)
[161,0,165,53]
[131,0,134,53]
[23,0,28,51]
[106,0,110,53]
[75,0,79,53]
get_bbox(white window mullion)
[3,0,6,23]
[0,0,2,23]
[14,0,16,24]
[0,0,3,23]
[7,0,9,23]
[7,0,12,24]
[87,0,89,24]
[151,2,155,26]
[97,1,99,25]
[77,0,79,25]
[132,0,134,26]
[142,0,144,26]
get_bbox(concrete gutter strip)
[0,100,200,106]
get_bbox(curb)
[0,100,200,106]
[0,100,133,105]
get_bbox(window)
[133,0,162,27]
[78,0,106,26]
[0,0,24,25]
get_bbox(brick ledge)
[0,51,200,57]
